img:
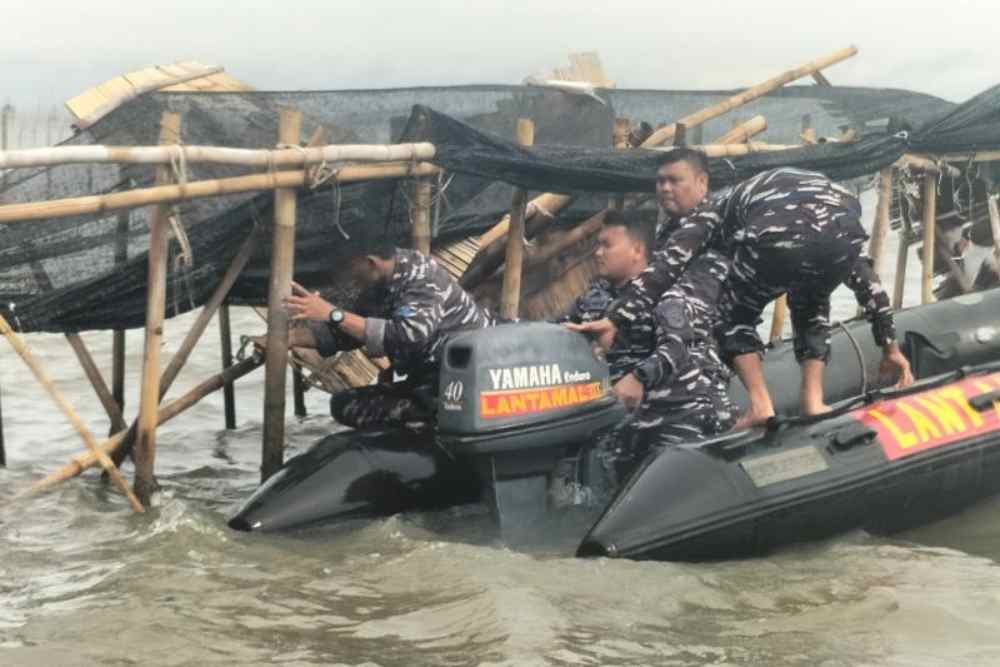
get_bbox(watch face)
[329,308,344,324]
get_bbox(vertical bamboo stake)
[219,304,237,430]
[769,295,787,344]
[0,313,144,512]
[982,172,1000,263]
[411,178,432,254]
[921,173,938,304]
[893,230,910,311]
[262,108,301,482]
[66,334,127,433]
[499,119,534,321]
[870,168,893,276]
[611,117,630,212]
[134,111,181,506]
[673,123,688,147]
[0,379,5,467]
[292,365,307,418]
[112,211,129,421]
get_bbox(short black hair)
[603,209,654,259]
[655,147,711,184]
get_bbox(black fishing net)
[0,82,995,334]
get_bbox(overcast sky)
[2,0,998,112]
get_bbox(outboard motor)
[436,322,626,526]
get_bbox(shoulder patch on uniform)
[395,304,417,319]
[659,300,688,329]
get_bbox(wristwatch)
[328,307,345,327]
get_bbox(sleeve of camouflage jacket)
[607,208,720,327]
[631,299,692,390]
[362,283,445,368]
[844,255,897,346]
[307,321,364,358]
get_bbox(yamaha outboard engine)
[436,322,626,526]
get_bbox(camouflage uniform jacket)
[310,249,493,379]
[560,277,656,382]
[608,168,895,346]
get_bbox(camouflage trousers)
[718,212,866,364]
[329,383,435,429]
[605,399,735,485]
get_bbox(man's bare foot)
[800,403,833,418]
[731,409,774,432]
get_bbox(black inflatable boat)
[229,289,1000,561]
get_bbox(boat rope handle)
[837,321,868,396]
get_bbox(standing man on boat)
[562,210,735,476]
[275,242,493,429]
[571,149,913,430]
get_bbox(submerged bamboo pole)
[29,355,265,494]
[0,162,441,225]
[499,120,535,321]
[921,173,938,304]
[111,211,129,426]
[714,115,767,145]
[0,313,144,512]
[411,178,432,254]
[643,46,858,147]
[219,304,237,430]
[261,108,301,483]
[0,142,436,170]
[133,111,181,506]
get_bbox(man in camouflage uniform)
[576,149,913,430]
[283,242,493,429]
[563,212,735,481]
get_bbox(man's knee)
[719,323,764,364]
[793,328,831,363]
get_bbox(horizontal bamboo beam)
[0,161,442,224]
[895,153,961,178]
[653,142,798,157]
[938,150,1000,163]
[643,46,858,147]
[0,142,436,170]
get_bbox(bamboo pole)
[411,178,432,254]
[292,365,307,418]
[938,150,1000,163]
[800,114,817,144]
[500,119,535,321]
[28,356,264,494]
[611,117,630,211]
[134,111,181,506]
[921,173,938,304]
[112,211,129,423]
[66,334,127,433]
[673,123,688,147]
[714,115,767,145]
[0,380,6,467]
[895,154,960,178]
[219,304,237,430]
[0,142,436,170]
[870,168,893,277]
[261,108,301,483]
[0,162,441,225]
[0,313,144,512]
[643,46,858,146]
[934,226,974,293]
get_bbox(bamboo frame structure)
[981,172,1000,262]
[133,111,180,506]
[0,162,442,225]
[29,356,265,494]
[921,173,938,304]
[66,334,127,433]
[0,142,436,170]
[261,108,301,483]
[112,211,129,430]
[500,119,535,320]
[0,313,145,512]
[869,168,894,277]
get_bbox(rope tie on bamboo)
[167,212,196,315]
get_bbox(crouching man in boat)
[563,211,736,479]
[277,242,493,429]
[573,149,914,430]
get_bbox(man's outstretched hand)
[284,281,334,322]
[563,317,618,352]
[613,372,644,410]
